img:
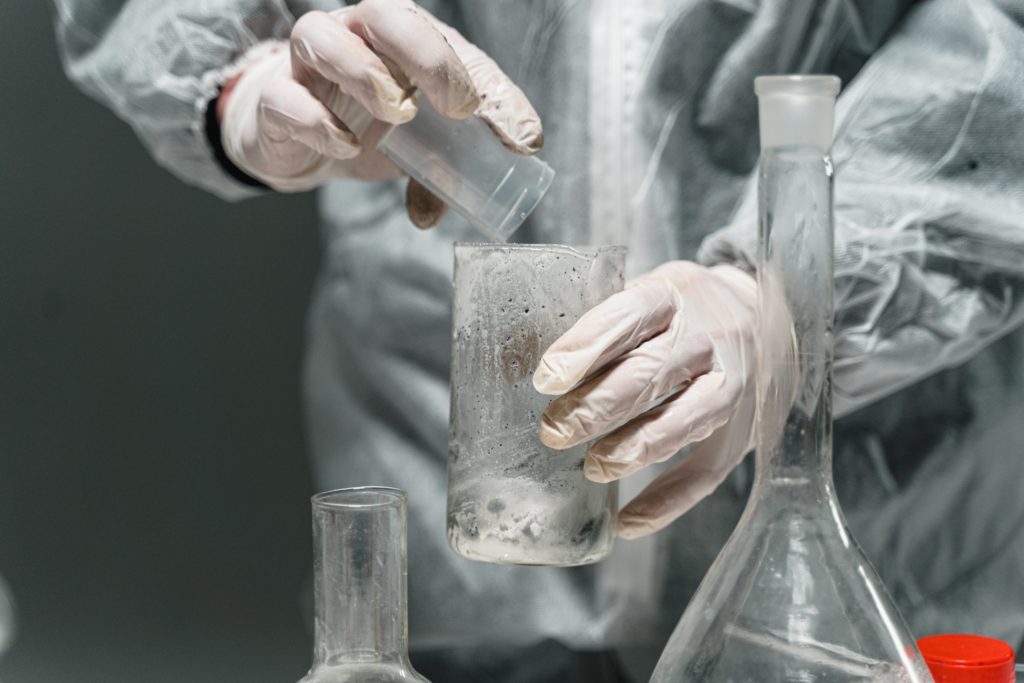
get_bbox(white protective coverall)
[55,0,1024,679]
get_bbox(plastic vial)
[447,243,625,566]
[649,76,933,682]
[297,488,429,683]
[348,98,554,242]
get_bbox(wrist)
[201,41,291,190]
[216,73,244,125]
[204,87,268,190]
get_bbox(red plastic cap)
[918,634,1016,682]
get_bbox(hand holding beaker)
[448,243,626,566]
[533,260,762,539]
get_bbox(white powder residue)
[448,476,612,566]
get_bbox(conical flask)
[649,76,933,682]
[298,488,430,683]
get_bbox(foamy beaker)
[447,243,625,566]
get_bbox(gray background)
[1,3,320,681]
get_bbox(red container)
[918,634,1016,682]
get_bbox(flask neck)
[755,147,835,494]
[310,489,411,668]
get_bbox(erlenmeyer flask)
[298,488,429,683]
[649,76,933,682]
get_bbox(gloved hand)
[219,0,543,227]
[533,262,760,540]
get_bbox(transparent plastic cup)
[447,243,626,566]
[376,99,554,241]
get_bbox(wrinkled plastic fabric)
[55,0,1024,676]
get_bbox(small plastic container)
[375,98,554,241]
[918,634,1016,682]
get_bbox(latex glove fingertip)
[583,457,614,483]
[363,71,418,125]
[477,107,544,155]
[617,513,658,540]
[388,96,419,125]
[322,121,361,159]
[538,413,573,449]
[533,356,570,394]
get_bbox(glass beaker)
[649,76,933,682]
[298,488,429,683]
[447,243,626,566]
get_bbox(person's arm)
[53,0,542,224]
[700,0,1024,415]
[53,0,308,200]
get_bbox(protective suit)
[55,0,1024,679]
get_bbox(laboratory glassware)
[447,243,626,566]
[348,98,554,242]
[649,76,933,682]
[298,487,429,683]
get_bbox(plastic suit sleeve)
[52,0,336,201]
[699,0,1024,417]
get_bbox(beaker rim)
[454,242,627,259]
[312,487,407,510]
[755,74,841,97]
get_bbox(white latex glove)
[533,262,759,540]
[220,0,543,227]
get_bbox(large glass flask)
[298,488,429,683]
[649,76,932,682]
[448,243,626,566]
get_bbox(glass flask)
[447,243,626,566]
[649,76,933,682]
[298,488,429,683]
